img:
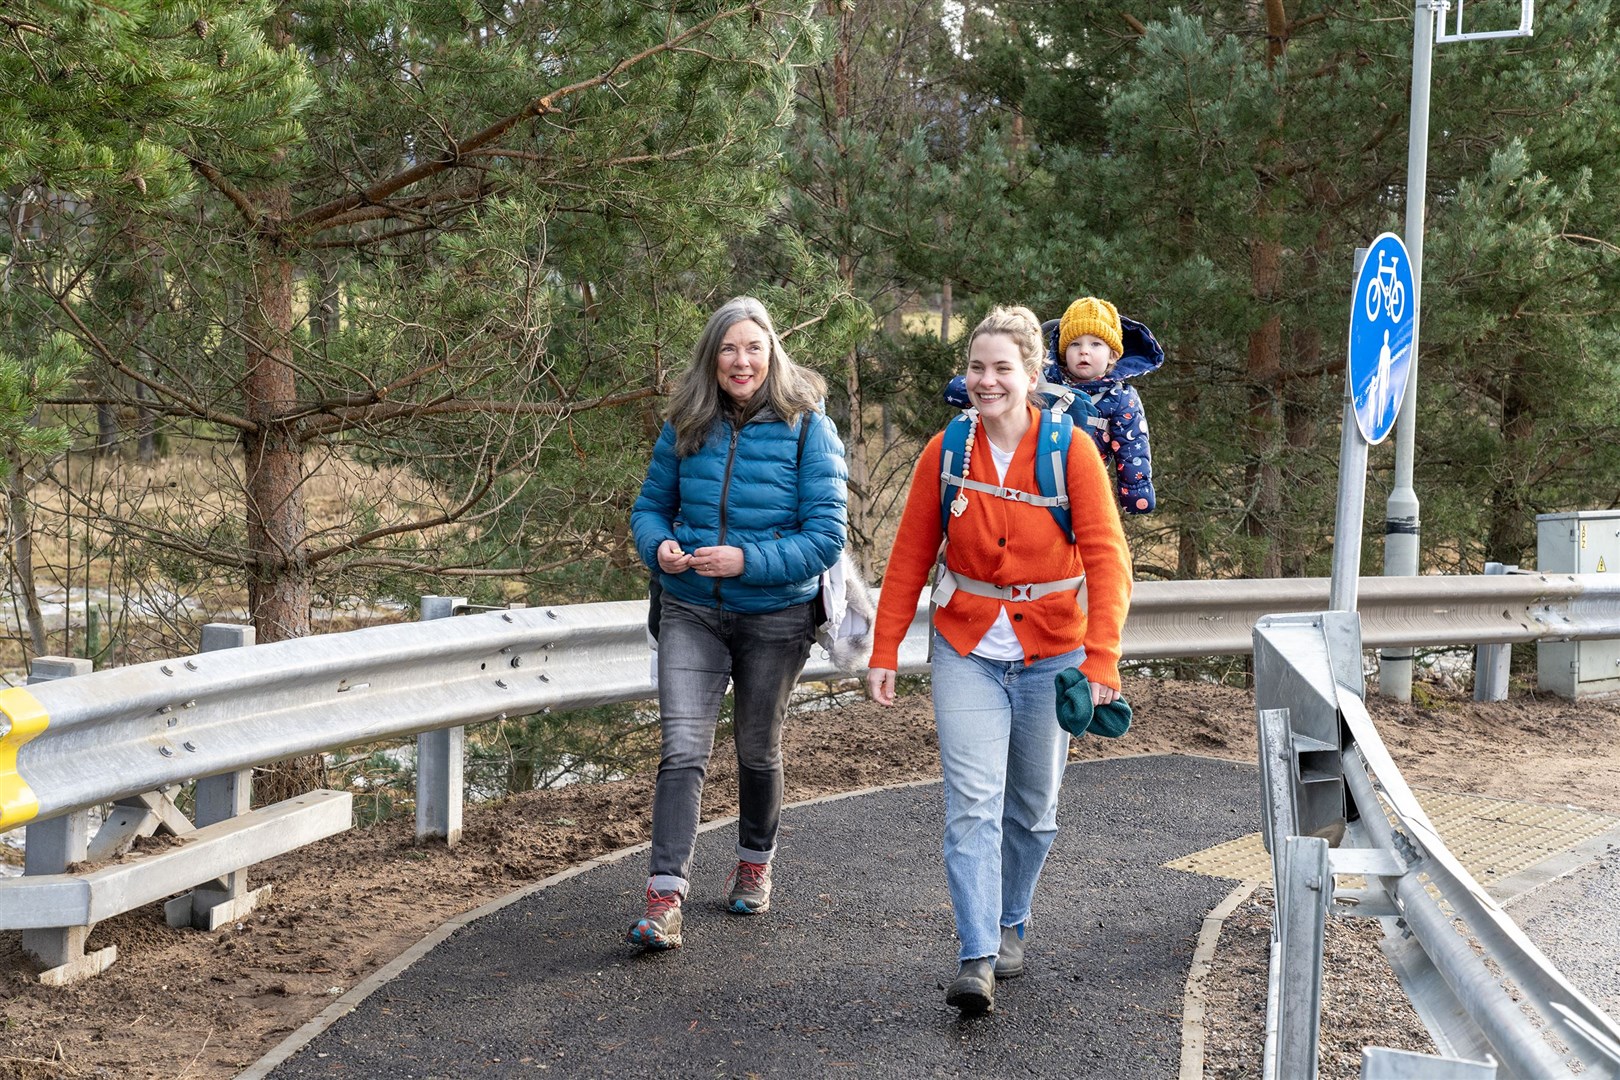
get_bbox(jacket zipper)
[714,423,740,604]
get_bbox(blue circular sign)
[1348,232,1415,445]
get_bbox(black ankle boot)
[946,957,995,1014]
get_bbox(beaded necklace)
[948,409,978,518]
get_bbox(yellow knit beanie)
[1058,297,1123,357]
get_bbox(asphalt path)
[261,755,1260,1079]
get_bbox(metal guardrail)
[4,571,1617,830]
[1,570,1618,984]
[1254,609,1620,1080]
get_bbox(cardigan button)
[1013,613,1023,622]
[998,537,1006,546]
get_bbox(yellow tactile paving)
[1165,787,1619,886]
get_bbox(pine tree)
[14,1,841,645]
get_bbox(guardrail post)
[416,596,467,845]
[19,656,116,981]
[1471,563,1514,702]
[164,624,269,930]
[1264,834,1330,1080]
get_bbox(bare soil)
[3,677,1619,1080]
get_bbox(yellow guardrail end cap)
[0,686,49,829]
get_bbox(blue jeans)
[929,632,1083,961]
[648,596,815,895]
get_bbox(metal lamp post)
[1377,0,1534,701]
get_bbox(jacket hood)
[1042,315,1164,383]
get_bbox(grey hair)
[666,296,828,456]
[968,305,1045,382]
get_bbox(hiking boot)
[946,958,996,1015]
[724,859,773,914]
[626,886,683,950]
[994,923,1025,979]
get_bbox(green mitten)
[1053,668,1132,739]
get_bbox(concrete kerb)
[236,776,944,1080]
[1179,879,1263,1080]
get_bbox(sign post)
[1330,236,1416,613]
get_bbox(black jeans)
[648,595,815,894]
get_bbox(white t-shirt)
[971,441,1025,661]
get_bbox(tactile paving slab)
[1164,787,1619,887]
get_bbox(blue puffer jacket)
[631,407,848,613]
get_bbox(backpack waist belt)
[934,566,1085,606]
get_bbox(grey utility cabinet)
[1537,510,1620,699]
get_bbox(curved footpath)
[242,754,1619,1079]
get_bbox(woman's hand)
[690,545,744,578]
[867,667,897,706]
[1090,681,1120,706]
[656,539,693,574]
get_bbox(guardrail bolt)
[509,656,522,668]
[182,741,197,752]
[159,746,174,757]
[161,664,174,676]
[546,609,557,619]
[495,678,508,689]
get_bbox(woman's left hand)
[690,545,744,578]
[1090,681,1120,706]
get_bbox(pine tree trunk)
[242,195,310,644]
[1243,0,1290,580]
[242,182,323,801]
[1487,369,1537,565]
[825,0,871,567]
[95,403,119,455]
[308,251,339,364]
[7,449,46,658]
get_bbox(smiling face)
[715,318,771,406]
[1064,334,1118,382]
[965,332,1036,420]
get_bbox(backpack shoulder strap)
[1034,401,1077,543]
[795,410,815,468]
[938,411,975,537]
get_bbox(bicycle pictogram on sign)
[1363,249,1406,324]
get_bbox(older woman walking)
[866,305,1132,1013]
[628,296,848,950]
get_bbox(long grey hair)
[666,296,827,457]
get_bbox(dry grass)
[1,442,445,672]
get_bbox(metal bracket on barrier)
[87,787,194,863]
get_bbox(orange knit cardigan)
[869,405,1133,688]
